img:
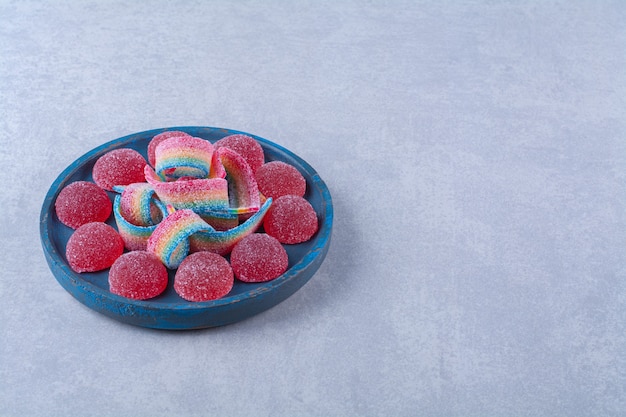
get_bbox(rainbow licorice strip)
[209,150,227,179]
[189,198,272,256]
[113,183,164,227]
[146,151,261,216]
[214,146,261,215]
[113,190,168,251]
[146,198,272,267]
[200,210,239,231]
[145,165,231,215]
[155,136,214,180]
[146,209,213,269]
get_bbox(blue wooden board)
[40,126,333,329]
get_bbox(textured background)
[1,1,625,416]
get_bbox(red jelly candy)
[55,181,112,229]
[263,195,318,244]
[214,134,265,173]
[230,233,288,283]
[92,148,147,191]
[65,222,124,273]
[174,252,234,302]
[147,130,192,168]
[109,251,168,300]
[255,161,306,199]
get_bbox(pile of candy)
[55,131,319,302]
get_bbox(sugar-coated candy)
[154,136,214,180]
[92,148,147,191]
[145,165,230,215]
[174,252,234,302]
[230,233,288,283]
[189,198,272,255]
[147,209,212,269]
[108,251,168,300]
[263,195,318,244]
[147,130,192,167]
[146,147,262,217]
[200,210,239,231]
[214,134,265,173]
[115,183,164,227]
[66,222,124,273]
[255,161,306,199]
[113,193,166,251]
[209,150,227,179]
[214,146,260,215]
[55,181,112,229]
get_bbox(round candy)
[147,130,192,167]
[65,222,124,273]
[230,233,288,283]
[174,252,234,302]
[55,181,112,229]
[255,161,306,199]
[263,195,318,244]
[108,251,168,300]
[92,148,147,191]
[214,134,265,174]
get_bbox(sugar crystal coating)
[147,130,192,167]
[154,136,214,180]
[230,233,288,282]
[174,252,234,302]
[188,197,272,256]
[113,193,164,252]
[109,251,168,300]
[92,148,147,191]
[255,161,306,199]
[146,209,212,269]
[214,146,261,215]
[214,134,265,174]
[145,165,230,215]
[118,182,163,227]
[55,181,112,229]
[263,195,318,244]
[65,222,124,273]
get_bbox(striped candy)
[146,140,262,217]
[189,198,272,256]
[113,183,164,227]
[214,146,261,215]
[155,136,214,180]
[146,209,213,269]
[145,165,231,215]
[113,183,166,251]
